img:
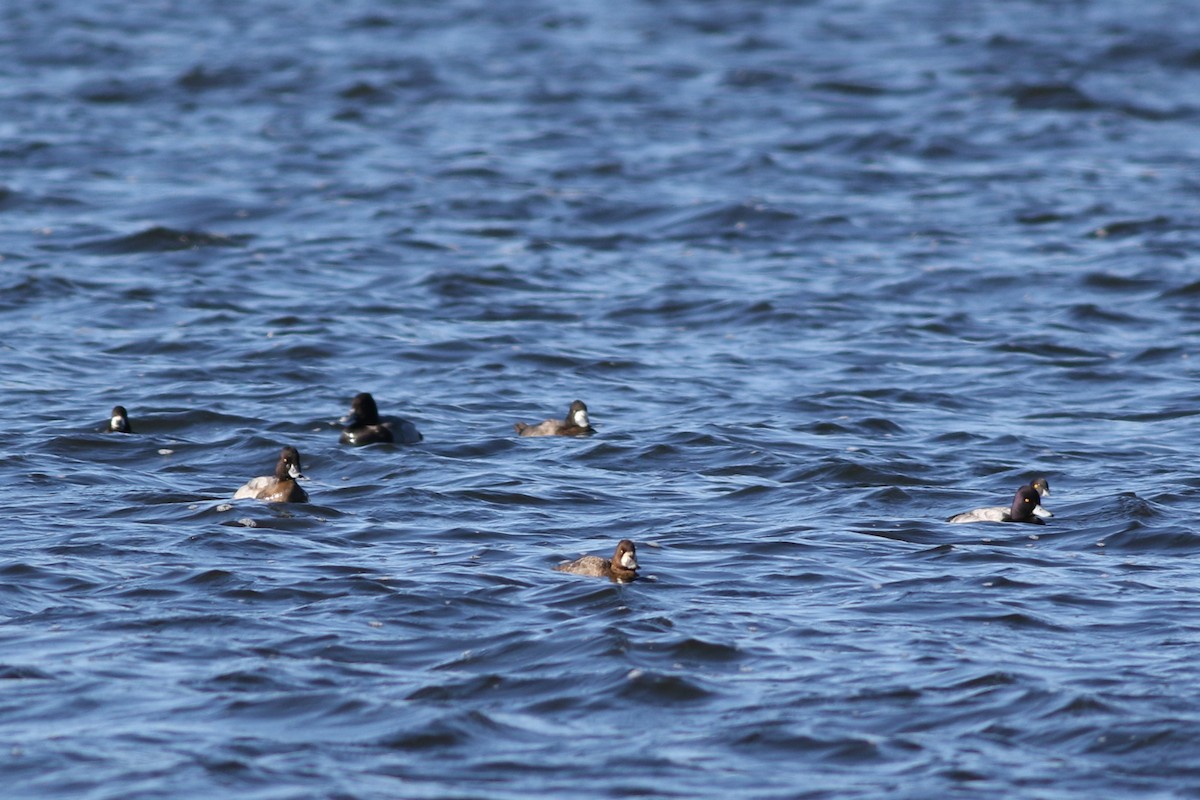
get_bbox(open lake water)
[3,0,1200,797]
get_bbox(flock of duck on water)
[103,393,1051,584]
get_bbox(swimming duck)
[947,482,1050,524]
[339,392,422,445]
[554,539,639,582]
[234,446,309,503]
[107,405,133,433]
[515,399,595,437]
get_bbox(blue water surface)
[3,1,1200,797]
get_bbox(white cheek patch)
[621,551,638,569]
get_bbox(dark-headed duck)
[234,446,309,503]
[515,400,595,437]
[554,539,639,583]
[947,482,1050,524]
[107,406,133,433]
[339,392,422,445]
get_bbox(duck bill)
[1033,504,1053,519]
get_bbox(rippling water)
[4,0,1200,797]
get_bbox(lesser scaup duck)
[1029,476,1051,501]
[515,399,595,437]
[947,483,1050,524]
[107,405,133,433]
[339,392,422,446]
[554,539,639,582]
[234,446,309,503]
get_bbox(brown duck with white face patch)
[554,539,639,583]
[234,446,309,503]
[107,405,133,433]
[515,400,595,437]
